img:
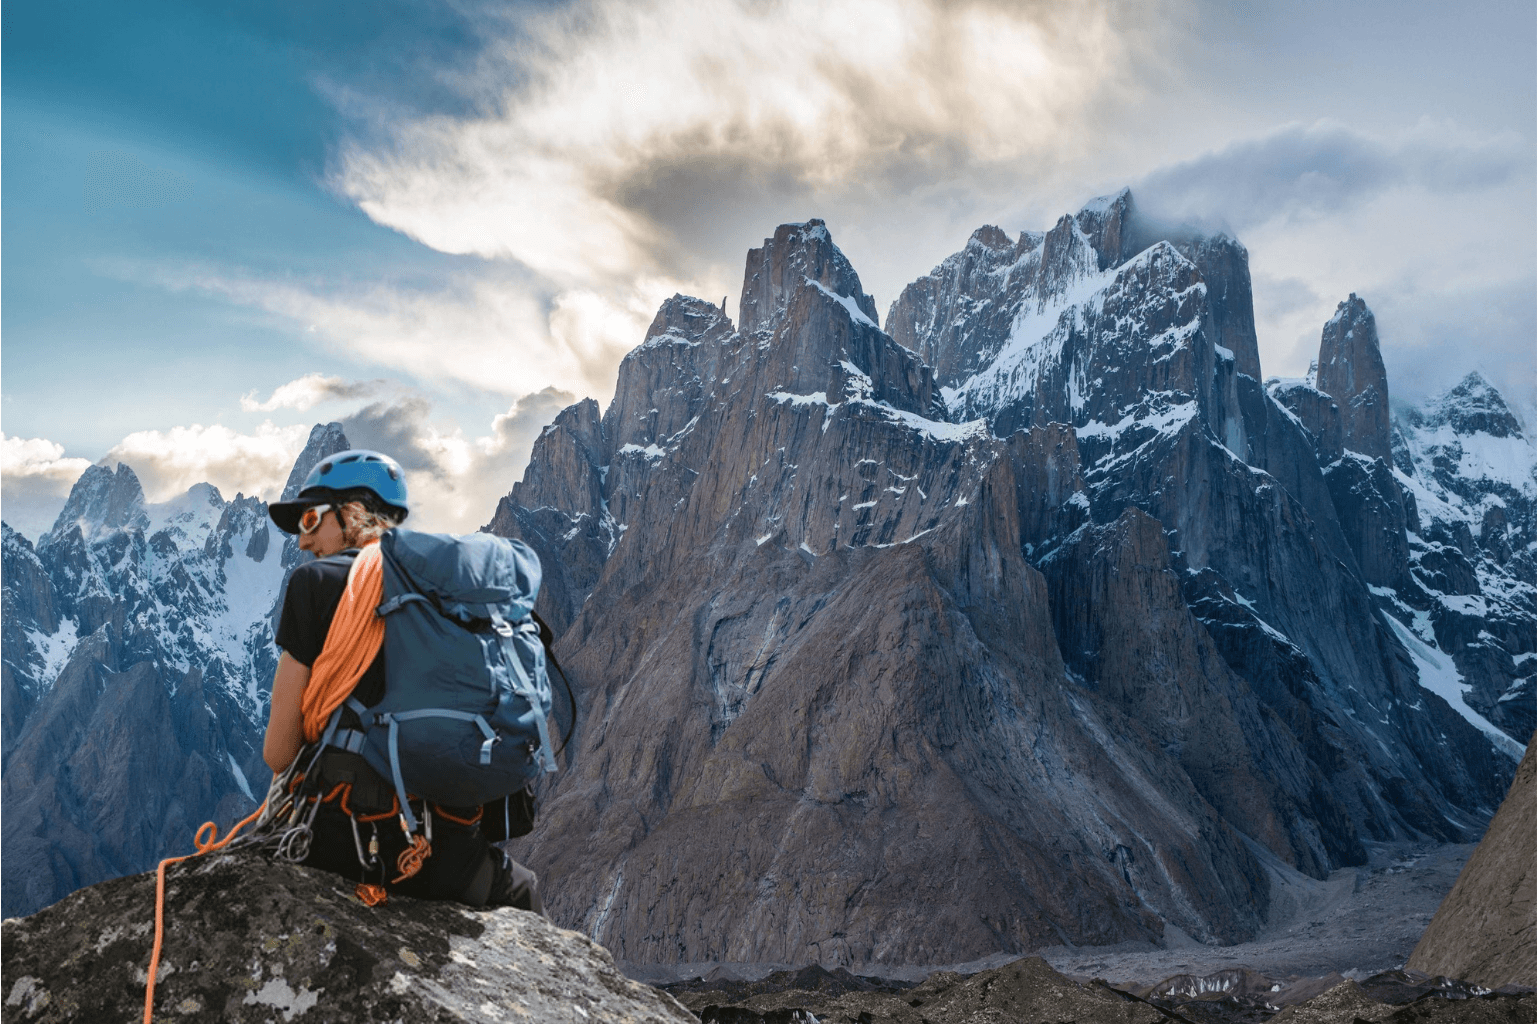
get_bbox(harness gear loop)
[143,798,268,1024]
[300,541,385,743]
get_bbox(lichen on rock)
[1,849,694,1023]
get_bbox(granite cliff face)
[488,198,1521,968]
[1408,736,1536,988]
[0,423,350,918]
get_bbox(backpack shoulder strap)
[531,610,577,759]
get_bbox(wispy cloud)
[150,265,668,400]
[1136,120,1527,231]
[240,373,391,412]
[330,0,1158,283]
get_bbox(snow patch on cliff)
[1386,615,1525,761]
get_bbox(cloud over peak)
[331,0,1149,283]
[1135,119,1527,231]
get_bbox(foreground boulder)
[1410,734,1537,988]
[0,850,694,1023]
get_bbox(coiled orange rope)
[301,541,385,742]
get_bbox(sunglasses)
[297,504,335,535]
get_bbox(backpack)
[319,528,557,834]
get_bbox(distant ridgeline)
[4,192,1534,969]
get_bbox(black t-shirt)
[275,550,386,707]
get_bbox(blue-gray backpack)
[319,528,557,833]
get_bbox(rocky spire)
[1316,294,1391,462]
[46,463,148,541]
[738,219,878,334]
[280,422,350,500]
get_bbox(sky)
[3,0,1534,539]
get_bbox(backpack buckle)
[491,615,515,638]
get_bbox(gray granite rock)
[0,849,693,1023]
[1316,295,1391,462]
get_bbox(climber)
[263,450,542,912]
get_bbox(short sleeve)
[276,563,330,667]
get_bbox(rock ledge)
[2,850,693,1023]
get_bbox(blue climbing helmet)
[269,449,410,534]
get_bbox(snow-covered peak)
[44,463,148,543]
[146,482,226,552]
[1417,372,1525,440]
[639,294,733,350]
[966,224,1013,252]
[1077,187,1133,216]
[1397,375,1537,503]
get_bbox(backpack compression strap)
[300,542,386,742]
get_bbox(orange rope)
[355,883,389,906]
[300,542,385,742]
[393,833,432,883]
[143,800,268,1024]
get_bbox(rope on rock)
[143,800,268,1024]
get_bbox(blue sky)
[4,0,1534,537]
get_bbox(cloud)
[340,387,576,532]
[240,373,390,412]
[1373,275,1537,415]
[1,435,96,540]
[154,265,665,401]
[3,386,578,540]
[329,0,1155,283]
[1135,120,1527,232]
[103,422,312,504]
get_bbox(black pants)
[301,800,542,913]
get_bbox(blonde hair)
[338,500,400,548]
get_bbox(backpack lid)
[380,529,540,619]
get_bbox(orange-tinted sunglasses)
[297,504,335,535]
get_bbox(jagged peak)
[2,519,38,555]
[1076,186,1133,218]
[280,422,351,501]
[640,294,733,349]
[1419,371,1524,439]
[45,462,148,542]
[738,219,878,333]
[1324,292,1373,330]
[967,224,1013,251]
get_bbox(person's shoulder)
[288,551,359,588]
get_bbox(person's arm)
[264,652,311,772]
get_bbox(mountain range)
[3,192,1531,972]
